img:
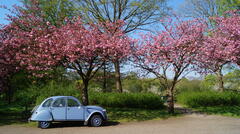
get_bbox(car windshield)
[42,98,53,107]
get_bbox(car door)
[66,98,84,120]
[51,97,66,121]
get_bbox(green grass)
[0,102,180,127]
[193,106,240,118]
[0,102,31,126]
[106,107,180,122]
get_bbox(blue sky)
[0,0,22,24]
[0,0,185,24]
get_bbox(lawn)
[0,103,180,127]
[193,106,240,118]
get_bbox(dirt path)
[1,113,240,134]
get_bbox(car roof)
[48,96,77,100]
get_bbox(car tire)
[38,121,51,129]
[90,115,103,127]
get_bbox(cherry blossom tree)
[1,1,131,105]
[133,18,206,113]
[48,19,131,105]
[196,10,240,92]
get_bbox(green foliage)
[122,72,143,92]
[217,0,240,15]
[89,71,115,92]
[224,69,240,91]
[176,78,203,93]
[28,80,164,109]
[22,0,78,25]
[122,72,165,94]
[89,92,164,109]
[200,74,217,90]
[35,80,79,105]
[177,91,240,108]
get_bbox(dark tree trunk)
[102,62,107,92]
[7,84,12,104]
[217,68,224,92]
[114,60,122,93]
[76,79,89,105]
[82,80,89,105]
[167,87,174,114]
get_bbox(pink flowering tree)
[133,18,206,113]
[0,26,18,92]
[197,10,240,92]
[1,2,131,105]
[49,19,131,105]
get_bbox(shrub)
[89,92,165,109]
[32,81,164,109]
[177,91,240,108]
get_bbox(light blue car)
[29,96,107,128]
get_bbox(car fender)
[30,110,53,121]
[85,110,105,122]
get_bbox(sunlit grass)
[107,107,181,122]
[194,106,240,118]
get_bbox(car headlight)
[102,109,107,112]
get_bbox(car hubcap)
[93,117,102,126]
[40,122,49,128]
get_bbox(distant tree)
[22,0,79,25]
[217,0,240,14]
[224,69,240,91]
[200,74,217,90]
[180,0,219,21]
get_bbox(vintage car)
[29,96,107,128]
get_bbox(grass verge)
[107,107,180,122]
[0,103,180,127]
[193,106,240,118]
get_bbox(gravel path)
[1,114,240,134]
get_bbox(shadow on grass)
[0,103,31,126]
[49,121,119,128]
[0,102,179,127]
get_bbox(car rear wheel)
[38,121,51,129]
[90,115,103,127]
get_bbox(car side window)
[42,99,53,107]
[68,99,80,107]
[52,98,66,107]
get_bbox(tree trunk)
[7,83,12,104]
[217,68,224,92]
[114,60,122,93]
[102,62,107,92]
[82,80,89,105]
[76,80,89,105]
[167,87,174,114]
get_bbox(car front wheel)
[90,115,103,127]
[38,121,51,129]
